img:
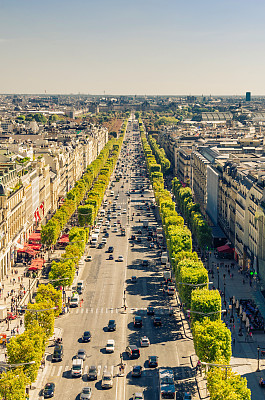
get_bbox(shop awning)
[217,244,234,253]
[28,232,41,242]
[58,234,69,244]
[28,243,42,251]
[28,258,45,271]
[17,246,37,256]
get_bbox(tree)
[41,221,61,247]
[35,284,62,317]
[207,367,251,400]
[191,288,221,324]
[33,113,47,124]
[193,318,231,364]
[6,323,46,383]
[49,259,76,290]
[0,368,29,400]
[49,114,59,122]
[24,300,55,338]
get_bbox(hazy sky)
[0,0,265,95]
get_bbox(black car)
[136,237,141,243]
[147,306,154,315]
[147,236,152,241]
[52,344,63,362]
[82,331,91,342]
[132,365,142,377]
[137,230,142,234]
[108,319,116,331]
[153,316,162,326]
[134,315,143,328]
[142,260,148,267]
[88,365,98,380]
[126,345,140,359]
[108,246,114,253]
[148,356,158,368]
[98,243,104,249]
[109,254,114,260]
[43,382,55,398]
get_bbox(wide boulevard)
[35,118,198,400]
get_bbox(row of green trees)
[139,119,250,400]
[148,135,171,173]
[172,177,212,249]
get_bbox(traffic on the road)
[38,117,197,400]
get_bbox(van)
[52,344,63,362]
[71,358,83,377]
[106,339,115,353]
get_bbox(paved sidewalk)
[207,252,265,399]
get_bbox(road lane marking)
[81,308,84,314]
[86,308,89,313]
[101,307,104,313]
[57,366,62,377]
[50,366,55,376]
[84,365,88,375]
[96,308,98,313]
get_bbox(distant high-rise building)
[246,92,251,102]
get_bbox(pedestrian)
[20,319,23,326]
[232,337,236,346]
[16,326,19,334]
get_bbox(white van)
[71,358,83,377]
[70,293,79,308]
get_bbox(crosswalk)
[69,307,174,315]
[47,363,154,378]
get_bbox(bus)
[159,368,175,399]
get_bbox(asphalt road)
[35,119,199,400]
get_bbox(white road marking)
[57,365,62,377]
[81,308,84,314]
[96,308,98,313]
[50,366,55,376]
[86,308,89,313]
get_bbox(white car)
[117,255,124,262]
[113,222,117,227]
[105,220,110,226]
[140,336,150,347]
[94,228,100,234]
[122,209,127,214]
[117,212,121,216]
[80,387,92,400]
[102,238,107,244]
[106,339,115,353]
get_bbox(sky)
[0,0,265,95]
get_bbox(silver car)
[80,387,92,399]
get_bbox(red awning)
[28,258,44,271]
[28,243,42,250]
[17,247,37,256]
[217,244,234,253]
[28,232,41,242]
[58,234,69,244]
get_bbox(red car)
[7,312,17,320]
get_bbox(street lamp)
[217,266,220,290]
[257,345,261,372]
[224,282,226,302]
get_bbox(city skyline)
[0,0,265,94]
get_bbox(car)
[88,365,98,380]
[43,382,55,398]
[131,276,137,283]
[102,238,107,244]
[132,365,142,377]
[52,344,63,362]
[108,246,114,253]
[147,306,155,316]
[113,227,118,233]
[101,370,113,388]
[80,387,92,400]
[104,232,109,238]
[147,236,152,241]
[133,393,144,400]
[153,316,162,326]
[98,243,104,249]
[85,256,92,262]
[184,393,192,400]
[150,243,154,248]
[140,336,150,347]
[106,339,115,353]
[109,254,114,260]
[142,260,148,266]
[122,209,127,214]
[117,255,124,262]
[130,235,136,240]
[107,320,116,331]
[82,331,91,342]
[134,315,143,328]
[126,345,140,359]
[77,349,86,360]
[148,356,158,368]
[137,230,142,234]
[117,212,121,216]
[113,222,117,226]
